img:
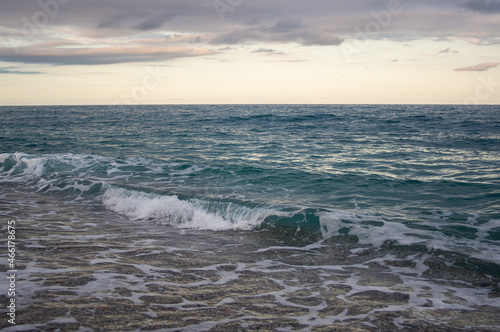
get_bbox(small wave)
[0,152,103,179]
[101,186,369,236]
[0,152,45,180]
[0,153,107,197]
[102,186,275,231]
[101,186,411,248]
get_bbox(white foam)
[319,210,403,247]
[318,210,500,265]
[0,152,150,192]
[102,186,273,231]
[0,152,44,181]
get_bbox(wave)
[100,186,360,235]
[102,186,275,231]
[101,187,500,265]
[2,152,500,265]
[0,152,109,199]
[103,186,500,265]
[0,152,362,234]
[0,152,45,180]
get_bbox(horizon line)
[1,103,498,107]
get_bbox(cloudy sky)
[0,0,499,105]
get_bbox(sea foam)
[102,186,273,230]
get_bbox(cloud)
[251,48,284,55]
[251,48,276,53]
[454,62,500,71]
[0,66,43,74]
[460,0,500,14]
[263,19,305,34]
[0,0,498,66]
[209,28,262,45]
[0,45,216,65]
[439,48,459,53]
[190,36,202,43]
[209,20,344,46]
[300,33,344,46]
[97,13,141,29]
[132,13,175,31]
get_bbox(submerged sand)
[1,190,499,331]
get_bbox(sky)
[0,0,499,105]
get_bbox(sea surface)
[1,104,499,331]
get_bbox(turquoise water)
[2,105,499,235]
[1,104,499,329]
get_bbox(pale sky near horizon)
[0,0,499,105]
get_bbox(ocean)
[1,104,499,331]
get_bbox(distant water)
[1,105,499,330]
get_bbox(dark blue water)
[1,105,499,329]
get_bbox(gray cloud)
[0,0,498,66]
[460,0,500,13]
[209,21,344,46]
[300,33,344,46]
[132,13,175,31]
[263,19,305,34]
[0,66,43,74]
[454,62,500,71]
[439,48,459,53]
[0,44,216,65]
[251,48,277,53]
[251,48,285,55]
[210,28,261,45]
[97,12,140,29]
[190,36,202,43]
